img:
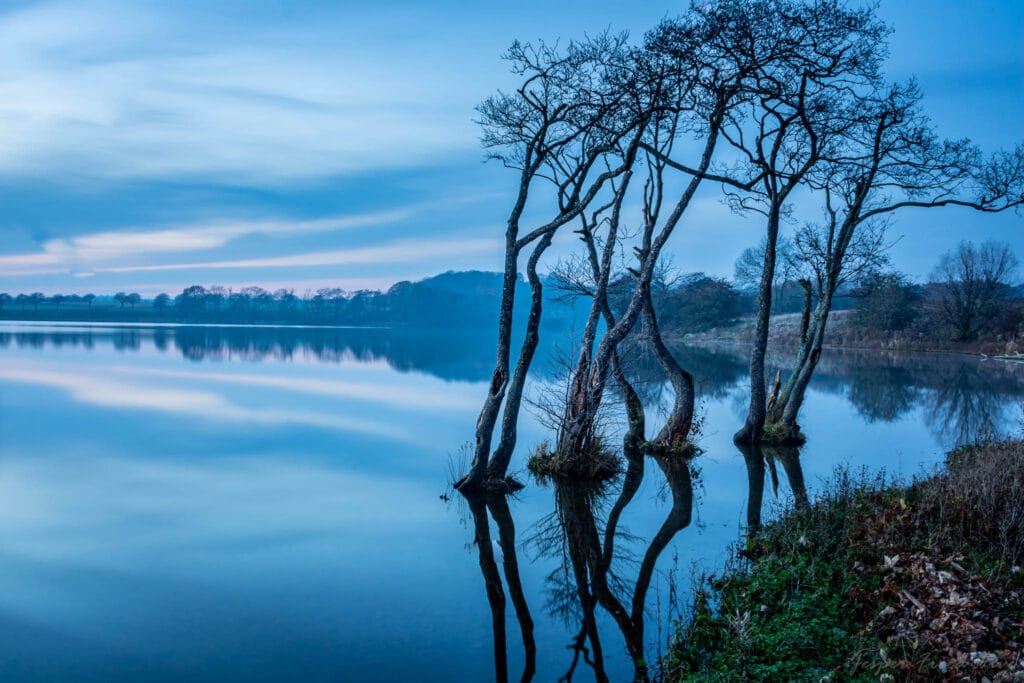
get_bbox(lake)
[1,322,1021,682]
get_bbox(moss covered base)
[761,422,807,446]
[642,440,703,459]
[526,441,621,482]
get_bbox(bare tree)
[710,1,890,445]
[550,1,775,472]
[766,81,1024,438]
[932,240,1019,341]
[733,236,798,312]
[459,33,652,490]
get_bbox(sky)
[0,0,1021,296]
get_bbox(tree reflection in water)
[737,442,809,532]
[461,490,537,683]
[523,447,694,683]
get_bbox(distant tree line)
[0,271,582,328]
[849,240,1021,343]
[3,241,1019,342]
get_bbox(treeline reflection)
[4,326,1022,444]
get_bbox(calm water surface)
[1,322,1021,682]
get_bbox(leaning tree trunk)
[641,291,695,453]
[463,240,522,489]
[735,208,782,445]
[487,232,554,481]
[778,288,834,430]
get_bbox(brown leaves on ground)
[845,487,1024,680]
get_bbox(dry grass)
[526,438,622,482]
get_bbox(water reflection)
[5,323,1024,681]
[0,325,500,382]
[738,443,810,532]
[5,323,1022,449]
[507,449,696,683]
[462,490,537,683]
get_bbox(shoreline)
[665,438,1024,681]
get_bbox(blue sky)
[0,0,1020,296]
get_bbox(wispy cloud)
[0,364,410,441]
[0,207,414,276]
[94,235,504,273]
[0,1,485,184]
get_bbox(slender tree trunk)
[642,292,695,451]
[462,171,535,489]
[488,232,554,481]
[735,208,782,444]
[463,239,520,488]
[779,290,833,429]
[798,278,813,345]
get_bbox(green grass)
[664,440,1024,682]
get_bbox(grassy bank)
[665,439,1024,681]
[682,311,1024,359]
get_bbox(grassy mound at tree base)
[665,439,1024,682]
[526,439,621,482]
[761,422,807,446]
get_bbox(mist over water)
[1,322,1021,682]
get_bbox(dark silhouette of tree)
[461,490,537,683]
[82,293,96,309]
[852,272,920,332]
[28,292,44,311]
[153,293,171,313]
[931,240,1019,341]
[176,285,207,317]
[0,293,11,311]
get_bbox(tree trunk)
[461,237,520,489]
[488,233,554,481]
[798,278,813,345]
[642,292,694,451]
[735,209,781,444]
[772,286,834,430]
